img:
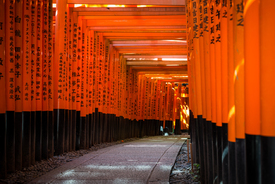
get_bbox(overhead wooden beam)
[127,61,187,66]
[115,46,186,50]
[106,36,186,40]
[131,66,187,70]
[72,3,185,7]
[82,15,185,20]
[158,79,188,82]
[124,55,187,58]
[137,71,188,74]
[87,18,185,27]
[78,11,185,16]
[117,48,186,55]
[101,32,185,37]
[112,40,186,46]
[88,25,186,30]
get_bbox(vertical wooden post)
[89,30,94,146]
[244,0,260,184]
[76,15,82,149]
[42,0,49,160]
[71,11,78,150]
[15,0,23,170]
[187,139,190,163]
[80,20,87,149]
[221,1,229,183]
[260,1,275,183]
[203,0,213,183]
[30,0,37,165]
[22,0,32,168]
[0,0,6,178]
[227,0,236,183]
[54,0,67,155]
[6,0,15,172]
[233,0,246,183]
[209,0,218,180]
[48,0,54,158]
[35,0,43,161]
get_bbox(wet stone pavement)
[28,136,185,184]
[0,136,198,184]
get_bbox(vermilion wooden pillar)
[6,0,15,173]
[233,0,246,183]
[214,1,223,183]
[203,0,213,183]
[260,1,275,183]
[14,0,23,171]
[42,0,49,160]
[54,0,67,155]
[48,0,54,158]
[209,0,217,181]
[0,0,6,178]
[30,0,37,165]
[244,0,261,183]
[22,0,32,168]
[221,1,229,183]
[35,0,43,161]
[227,0,236,183]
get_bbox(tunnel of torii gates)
[0,0,275,183]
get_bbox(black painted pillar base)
[48,111,54,158]
[35,111,42,161]
[99,112,104,144]
[94,109,99,145]
[6,111,15,172]
[54,109,65,155]
[202,118,207,184]
[216,126,223,184]
[89,114,93,147]
[102,113,107,143]
[80,116,86,149]
[42,111,48,160]
[212,123,217,183]
[91,112,95,145]
[64,109,69,152]
[222,123,228,184]
[235,138,246,184]
[115,116,119,141]
[195,118,200,164]
[246,134,260,184]
[175,119,181,135]
[76,111,81,150]
[0,113,6,178]
[261,136,275,184]
[197,115,205,184]
[15,112,22,171]
[22,112,31,168]
[228,141,236,184]
[31,111,36,165]
[86,114,89,148]
[69,110,72,151]
[206,121,213,184]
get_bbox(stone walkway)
[29,136,185,184]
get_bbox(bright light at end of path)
[166,64,180,66]
[162,58,187,61]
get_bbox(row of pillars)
[187,0,275,183]
[0,0,188,178]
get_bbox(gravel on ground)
[170,136,200,184]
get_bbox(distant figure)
[163,127,169,136]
